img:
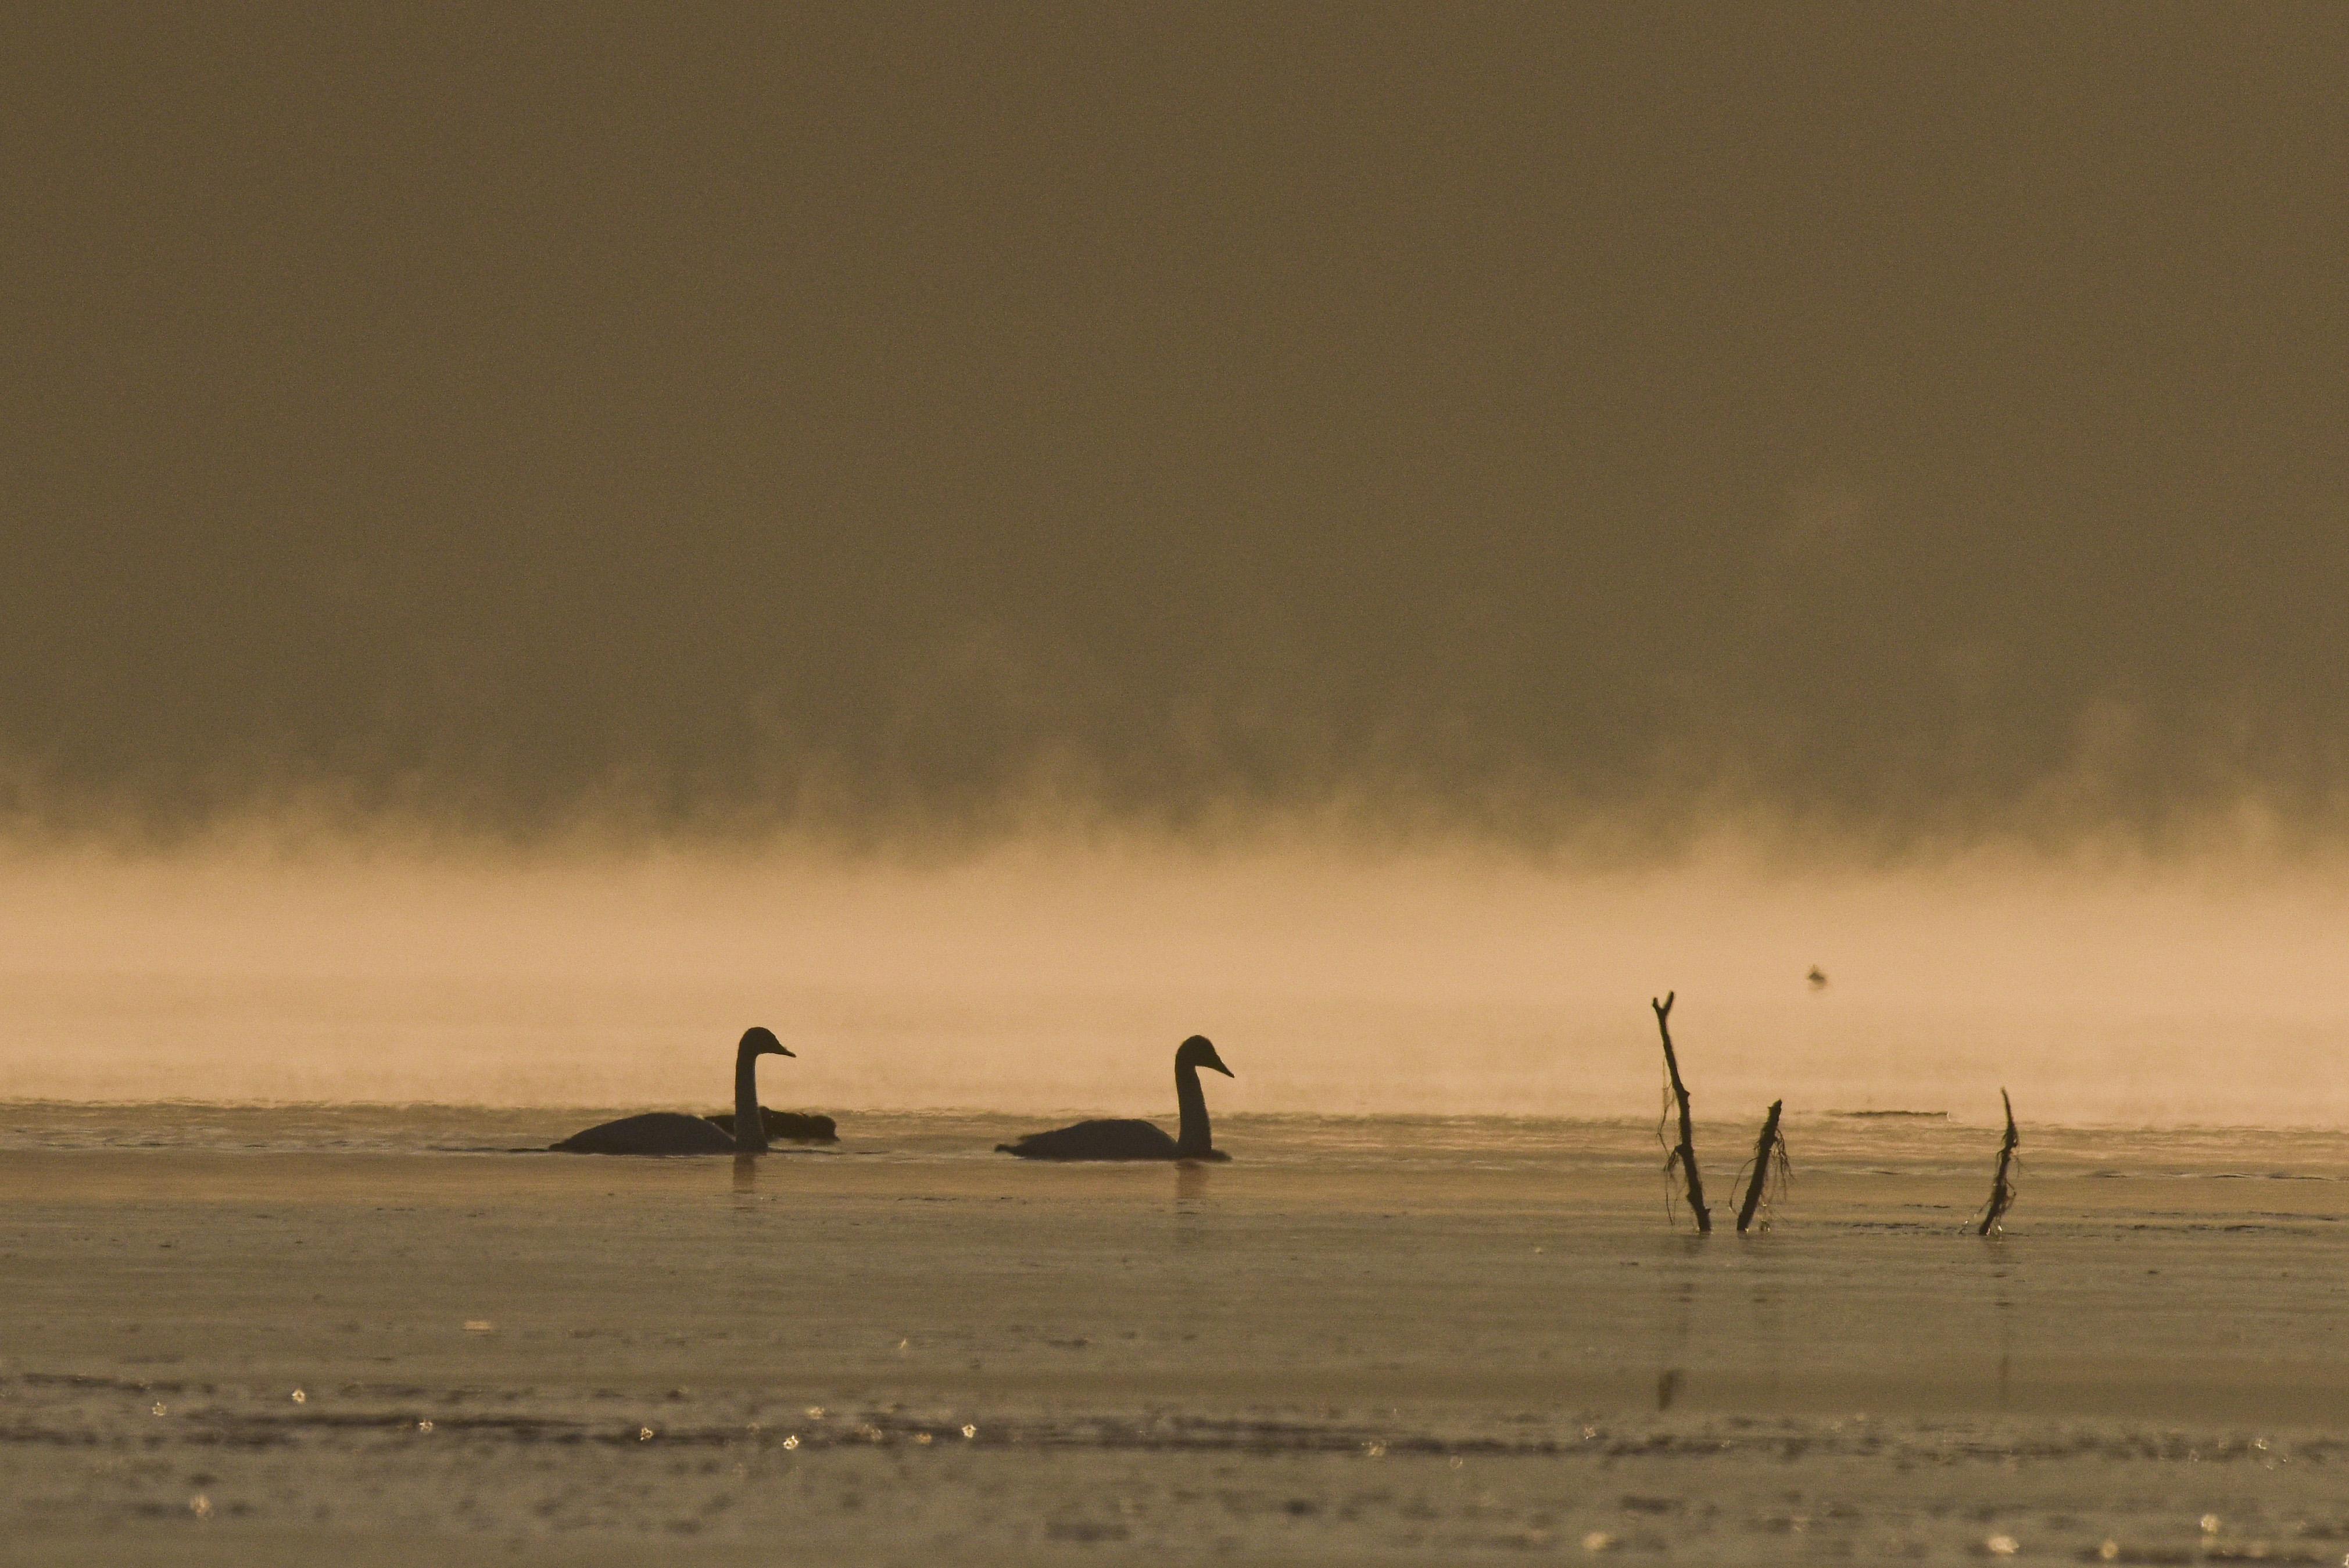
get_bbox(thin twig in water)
[1975,1089,2019,1237]
[1651,992,1710,1234]
[1735,1099,1790,1234]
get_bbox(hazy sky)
[9,5,2348,850]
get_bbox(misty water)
[5,1104,2347,1565]
[18,1,2349,1562]
[12,843,2349,1126]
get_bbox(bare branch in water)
[1652,992,1711,1234]
[1975,1089,2019,1237]
[1735,1098,1789,1234]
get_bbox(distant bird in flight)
[1806,966,1829,991]
[996,1035,1235,1161]
[552,1027,799,1155]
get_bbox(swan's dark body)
[554,1111,737,1156]
[996,1118,1225,1161]
[553,1028,798,1155]
[704,1108,839,1143]
[997,1036,1233,1162]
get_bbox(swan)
[552,1028,796,1155]
[703,1108,838,1143]
[996,1034,1234,1161]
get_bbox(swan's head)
[1176,1034,1233,1077]
[740,1026,795,1059]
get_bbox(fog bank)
[6,836,2344,1124]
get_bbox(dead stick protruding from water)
[1652,992,1710,1233]
[1735,1098,1785,1234]
[1976,1089,2019,1237]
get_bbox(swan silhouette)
[997,1035,1234,1161]
[552,1028,797,1155]
[704,1107,838,1143]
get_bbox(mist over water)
[7,9,2349,1129]
[5,835,2343,1125]
[19,17,2349,1568]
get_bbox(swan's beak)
[771,1044,796,1058]
[1206,1058,1234,1077]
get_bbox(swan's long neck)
[1174,1062,1212,1158]
[733,1047,768,1153]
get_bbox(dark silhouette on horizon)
[552,1027,798,1155]
[997,1035,1234,1161]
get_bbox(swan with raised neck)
[552,1028,796,1155]
[996,1036,1235,1162]
[729,1027,788,1151]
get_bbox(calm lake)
[3,1106,2345,1563]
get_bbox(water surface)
[3,1107,2344,1563]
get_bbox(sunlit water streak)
[6,1102,2347,1178]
